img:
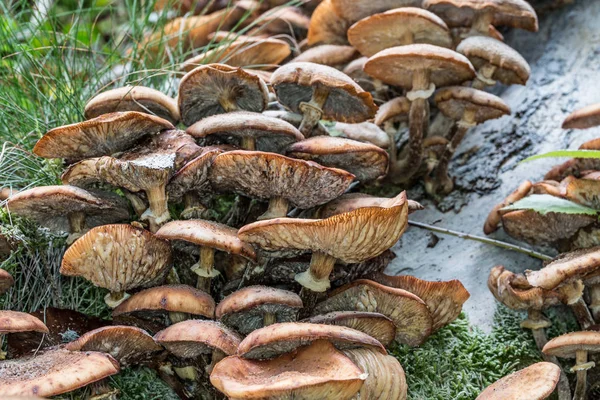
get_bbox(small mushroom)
[562,103,600,130]
[476,362,560,400]
[0,269,14,295]
[484,180,532,234]
[334,121,391,149]
[305,311,397,347]
[262,110,330,137]
[317,193,423,218]
[254,6,310,37]
[330,0,422,23]
[60,224,172,308]
[0,311,49,359]
[307,0,351,46]
[290,45,358,68]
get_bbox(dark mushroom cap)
[209,150,355,209]
[306,312,396,348]
[216,286,302,335]
[348,7,452,57]
[0,269,14,295]
[0,311,49,334]
[374,97,411,126]
[331,0,422,23]
[335,121,391,148]
[60,224,172,294]
[237,322,386,360]
[154,320,241,358]
[210,340,366,399]
[0,349,119,397]
[307,0,351,46]
[84,86,180,124]
[475,362,560,400]
[314,279,433,346]
[526,246,600,290]
[291,45,358,67]
[286,136,389,181]
[364,44,476,89]
[271,62,377,123]
[167,147,223,203]
[457,36,530,85]
[542,331,600,358]
[562,103,600,130]
[112,284,215,319]
[33,112,174,162]
[434,86,511,122]
[178,64,269,126]
[6,185,129,233]
[187,111,305,153]
[65,325,163,366]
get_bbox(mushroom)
[84,86,180,124]
[262,110,330,137]
[155,220,256,292]
[475,362,560,400]
[307,0,351,46]
[330,0,422,23]
[216,286,302,334]
[0,269,14,295]
[364,45,476,183]
[347,7,453,57]
[209,150,355,220]
[0,349,119,398]
[427,87,510,195]
[334,121,391,149]
[305,311,397,347]
[210,340,366,399]
[543,331,600,400]
[271,62,377,137]
[186,111,304,152]
[317,193,424,218]
[290,45,358,68]
[484,180,533,234]
[32,111,174,163]
[60,224,172,308]
[313,279,433,346]
[562,103,600,130]
[178,64,269,127]
[236,322,386,359]
[112,284,216,333]
[0,310,48,359]
[253,6,310,37]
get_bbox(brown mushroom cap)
[484,180,533,235]
[0,349,119,397]
[364,44,476,89]
[334,121,391,149]
[216,286,303,335]
[154,320,242,358]
[348,8,452,57]
[371,273,470,332]
[186,111,305,153]
[374,97,411,126]
[526,247,600,290]
[307,0,351,46]
[318,193,423,218]
[271,62,377,123]
[0,269,14,295]
[60,224,172,294]
[291,45,358,67]
[254,6,310,36]
[435,86,511,122]
[306,311,397,348]
[210,340,366,399]
[84,86,180,124]
[33,112,174,162]
[331,0,421,23]
[542,331,600,358]
[6,185,129,234]
[209,150,355,209]
[166,147,223,204]
[262,110,330,137]
[314,279,433,346]
[457,36,531,86]
[178,64,269,126]
[286,136,389,181]
[562,104,600,130]
[237,322,386,360]
[0,311,48,334]
[475,362,560,400]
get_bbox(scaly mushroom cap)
[154,320,241,358]
[435,86,511,122]
[342,348,407,400]
[348,8,452,57]
[457,36,531,85]
[178,64,269,126]
[291,45,358,67]
[484,180,532,234]
[562,103,600,130]
[6,185,130,233]
[331,0,421,23]
[0,269,14,294]
[314,279,433,346]
[167,147,223,203]
[307,0,351,45]
[0,349,119,397]
[210,340,366,399]
[209,150,355,209]
[318,193,423,218]
[113,284,215,319]
[0,311,49,334]
[286,136,389,181]
[365,44,476,89]
[526,247,600,290]
[335,121,391,148]
[271,62,377,123]
[237,322,386,359]
[374,97,411,126]
[306,311,396,348]
[33,112,174,162]
[475,362,560,400]
[216,286,302,334]
[543,331,600,358]
[84,86,180,125]
[370,273,470,332]
[423,0,538,32]
[156,219,257,261]
[60,224,172,294]
[238,191,408,263]
[187,111,304,153]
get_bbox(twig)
[408,220,553,261]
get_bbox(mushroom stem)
[571,297,595,330]
[192,246,219,293]
[225,255,248,281]
[104,291,130,308]
[181,193,210,220]
[174,365,199,381]
[588,283,600,321]
[298,85,329,137]
[169,312,190,324]
[471,11,494,37]
[263,312,277,326]
[573,350,592,400]
[206,349,226,375]
[472,63,497,89]
[295,251,337,293]
[67,211,86,244]
[241,136,256,151]
[258,197,290,220]
[143,184,170,232]
[89,378,119,400]
[122,189,147,218]
[219,95,239,113]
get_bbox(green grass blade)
[522,150,600,163]
[501,194,599,216]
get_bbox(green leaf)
[522,150,600,163]
[501,194,599,216]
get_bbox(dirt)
[387,0,600,331]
